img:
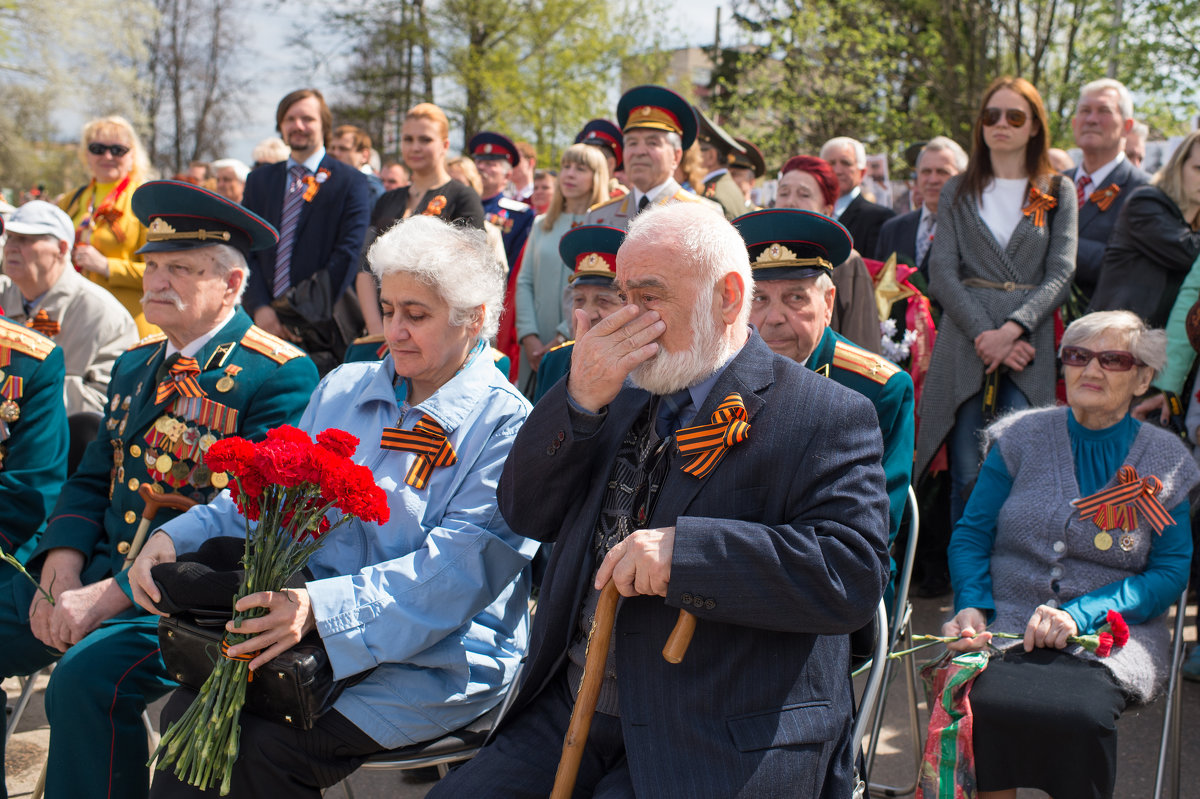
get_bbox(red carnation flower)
[205,437,254,475]
[317,429,360,459]
[1095,632,1114,658]
[266,425,312,445]
[1106,610,1129,647]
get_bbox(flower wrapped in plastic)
[149,425,389,794]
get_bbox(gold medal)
[0,400,20,423]
[216,376,234,393]
[1119,533,1136,552]
[192,465,212,487]
[155,416,172,434]
[155,453,173,473]
[211,471,229,489]
[199,433,217,452]
[1094,531,1113,551]
[171,461,191,481]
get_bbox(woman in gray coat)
[915,76,1077,524]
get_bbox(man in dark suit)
[240,88,370,364]
[1068,78,1149,302]
[432,202,890,798]
[875,136,967,278]
[821,136,894,258]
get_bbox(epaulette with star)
[587,195,626,213]
[831,340,901,385]
[130,332,168,350]
[0,317,56,360]
[350,333,385,347]
[546,339,574,353]
[241,326,306,364]
[672,190,707,204]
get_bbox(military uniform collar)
[804,326,837,375]
[702,168,729,183]
[633,177,675,209]
[166,307,239,359]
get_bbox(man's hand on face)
[566,304,664,413]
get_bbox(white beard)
[630,301,736,395]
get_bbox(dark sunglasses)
[1060,346,1144,372]
[980,107,1029,128]
[88,142,131,158]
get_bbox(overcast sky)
[222,0,730,163]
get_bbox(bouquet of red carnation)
[149,425,389,794]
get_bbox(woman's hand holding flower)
[943,607,992,652]
[1023,604,1078,651]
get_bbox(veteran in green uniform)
[694,107,748,221]
[0,214,70,559]
[736,208,914,603]
[0,180,319,799]
[530,224,624,403]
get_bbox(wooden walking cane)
[550,585,699,798]
[121,484,198,570]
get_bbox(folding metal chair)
[866,484,924,797]
[851,598,890,798]
[1152,585,1189,799]
[5,666,47,744]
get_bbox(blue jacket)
[498,331,890,798]
[241,155,370,313]
[160,351,538,748]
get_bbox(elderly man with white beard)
[431,202,890,799]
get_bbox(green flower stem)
[0,551,55,606]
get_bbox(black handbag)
[270,270,365,375]
[158,612,344,730]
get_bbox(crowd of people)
[0,72,1197,799]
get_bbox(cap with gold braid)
[731,208,852,282]
[616,85,698,150]
[132,179,278,257]
[558,224,624,287]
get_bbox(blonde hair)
[1151,130,1200,217]
[79,116,151,180]
[406,103,450,140]
[541,144,609,231]
[446,157,483,195]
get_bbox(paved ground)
[7,594,1199,797]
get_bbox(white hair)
[1130,121,1150,139]
[665,131,682,152]
[1060,310,1165,375]
[813,272,835,292]
[209,243,249,304]
[918,136,968,172]
[820,137,866,168]
[211,158,250,182]
[367,215,505,341]
[1078,79,1133,120]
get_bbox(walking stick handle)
[662,608,696,664]
[551,581,620,799]
[122,485,199,570]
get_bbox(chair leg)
[6,670,44,744]
[868,624,924,797]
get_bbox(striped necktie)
[155,355,206,404]
[1075,173,1092,207]
[273,164,308,298]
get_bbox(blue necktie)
[655,389,692,439]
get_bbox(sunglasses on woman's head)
[88,142,131,157]
[1060,346,1144,372]
[980,108,1029,128]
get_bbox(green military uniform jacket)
[702,171,747,221]
[32,307,320,596]
[806,326,914,543]
[0,317,68,555]
[344,333,512,375]
[532,340,573,403]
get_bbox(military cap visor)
[132,179,278,257]
[730,138,766,178]
[468,132,520,167]
[559,224,624,286]
[732,208,852,281]
[695,108,745,163]
[617,85,699,150]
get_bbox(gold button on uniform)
[117,541,131,554]
[130,445,142,458]
[124,510,137,524]
[128,478,140,491]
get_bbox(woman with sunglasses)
[915,76,1077,527]
[937,310,1196,799]
[60,116,157,336]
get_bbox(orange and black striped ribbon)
[1090,183,1120,212]
[380,415,457,489]
[155,356,206,405]
[1073,465,1173,535]
[25,310,60,338]
[1022,186,1058,228]
[675,393,751,479]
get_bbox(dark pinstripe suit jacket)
[497,331,890,798]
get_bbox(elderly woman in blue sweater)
[943,310,1199,799]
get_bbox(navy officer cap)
[559,224,624,287]
[732,208,852,281]
[575,119,624,170]
[468,132,520,167]
[132,179,278,258]
[617,85,698,150]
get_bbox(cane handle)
[123,485,199,569]
[662,608,696,664]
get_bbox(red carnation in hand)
[317,429,360,459]
[1095,632,1114,658]
[1105,610,1129,647]
[266,425,312,445]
